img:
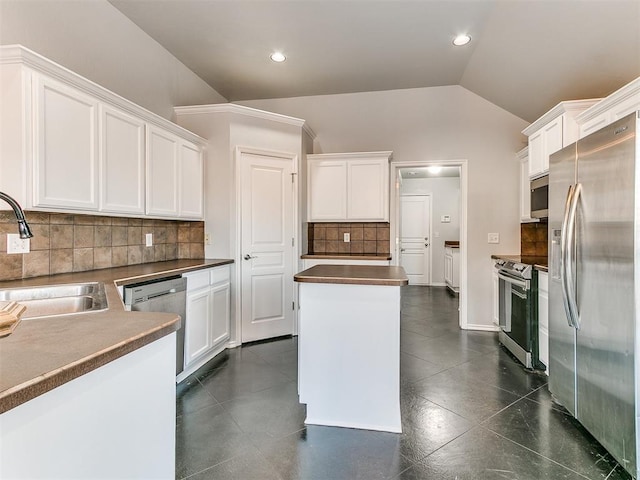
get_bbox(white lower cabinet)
[538,271,549,374]
[0,334,176,479]
[181,265,231,379]
[444,247,459,292]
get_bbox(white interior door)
[240,151,295,343]
[400,195,431,285]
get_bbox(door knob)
[244,254,255,260]
[425,244,429,247]
[400,248,406,252]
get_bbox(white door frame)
[390,159,468,329]
[234,146,299,344]
[399,193,433,285]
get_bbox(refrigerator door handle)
[565,182,582,329]
[560,184,577,328]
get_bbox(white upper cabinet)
[146,126,204,219]
[577,77,640,138]
[0,45,205,219]
[517,146,537,222]
[308,160,347,220]
[100,104,145,214]
[33,74,99,210]
[178,140,204,220]
[308,151,391,222]
[347,158,389,221]
[522,99,600,179]
[146,126,179,217]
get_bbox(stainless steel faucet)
[0,191,33,239]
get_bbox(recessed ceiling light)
[453,34,471,46]
[270,52,286,63]
[427,166,442,174]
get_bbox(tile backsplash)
[308,222,390,255]
[0,211,205,281]
[521,221,548,257]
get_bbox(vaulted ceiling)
[109,0,640,122]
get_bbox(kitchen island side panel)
[298,282,401,433]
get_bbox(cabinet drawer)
[210,265,230,285]
[185,270,209,291]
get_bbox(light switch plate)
[441,215,451,223]
[343,232,350,242]
[145,233,153,247]
[7,233,30,254]
[487,233,500,244]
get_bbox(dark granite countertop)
[0,258,233,413]
[295,265,408,286]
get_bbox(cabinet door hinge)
[292,237,295,247]
[292,301,295,310]
[291,172,297,183]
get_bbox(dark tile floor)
[176,285,632,480]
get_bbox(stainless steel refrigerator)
[548,111,638,478]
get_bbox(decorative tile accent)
[308,222,390,255]
[0,211,206,281]
[521,222,548,257]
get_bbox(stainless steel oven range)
[495,259,541,370]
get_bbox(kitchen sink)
[0,282,108,319]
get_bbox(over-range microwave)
[530,175,548,219]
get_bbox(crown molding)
[0,44,206,145]
[576,77,640,123]
[307,151,393,161]
[516,146,528,160]
[174,103,316,139]
[522,99,601,136]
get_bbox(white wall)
[240,86,528,329]
[0,0,226,120]
[401,177,460,285]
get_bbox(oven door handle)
[560,184,577,328]
[497,272,528,290]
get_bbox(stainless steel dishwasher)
[123,275,187,375]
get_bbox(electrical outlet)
[7,234,30,254]
[487,232,500,244]
[145,233,153,247]
[343,232,350,242]
[204,233,211,245]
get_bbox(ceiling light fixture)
[270,51,286,63]
[453,34,471,46]
[427,166,442,174]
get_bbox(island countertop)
[0,258,233,414]
[294,265,408,287]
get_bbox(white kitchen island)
[294,264,408,433]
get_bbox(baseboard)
[462,323,500,332]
